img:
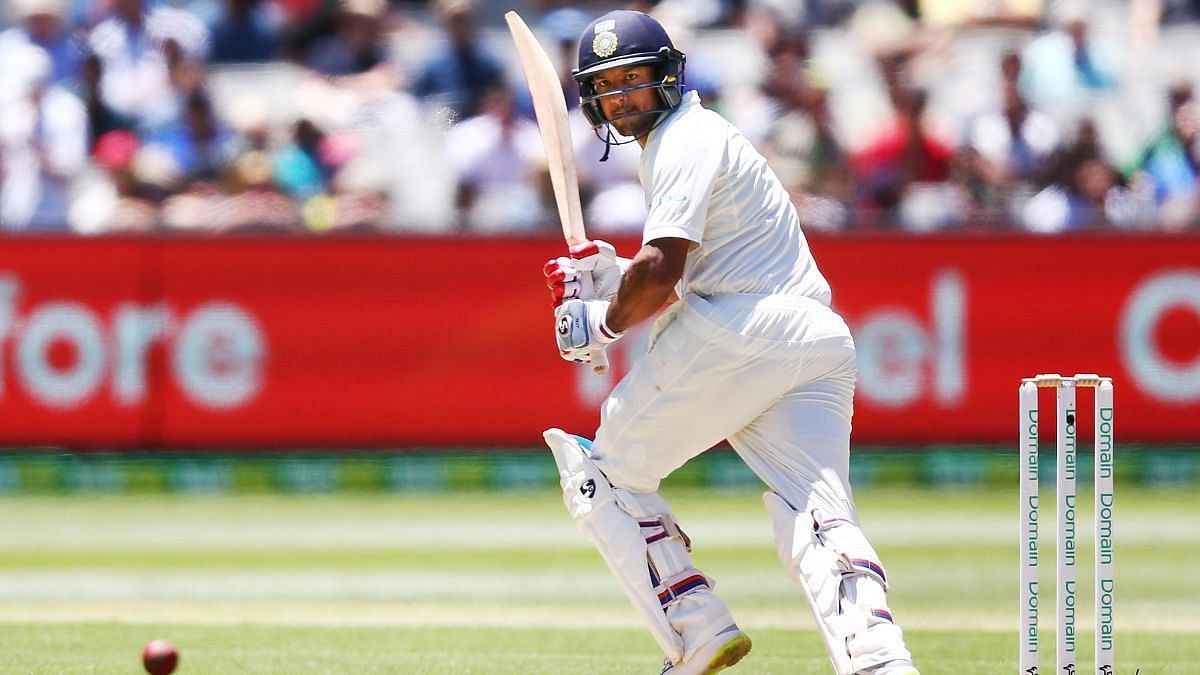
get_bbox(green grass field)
[1,482,1196,673]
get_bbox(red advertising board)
[0,234,1197,447]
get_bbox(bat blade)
[505,10,587,246]
[506,11,608,375]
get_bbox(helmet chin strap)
[600,128,617,162]
[594,108,671,162]
[597,126,633,162]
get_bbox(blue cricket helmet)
[572,10,686,131]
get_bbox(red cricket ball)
[142,638,178,675]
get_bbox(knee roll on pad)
[763,491,909,674]
[545,429,733,664]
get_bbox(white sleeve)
[641,123,724,246]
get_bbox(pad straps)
[653,568,713,608]
[640,514,708,608]
[638,514,693,551]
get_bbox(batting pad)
[544,429,734,665]
[763,491,910,674]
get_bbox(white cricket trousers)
[592,292,858,522]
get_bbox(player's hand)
[569,240,629,301]
[543,256,593,307]
[542,240,629,307]
[554,298,623,363]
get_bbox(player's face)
[592,65,660,140]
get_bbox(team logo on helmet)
[592,30,619,59]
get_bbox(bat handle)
[590,347,609,376]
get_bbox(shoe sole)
[698,633,752,674]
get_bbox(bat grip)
[590,347,609,376]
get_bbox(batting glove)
[543,239,629,307]
[554,298,623,363]
[543,256,593,307]
[568,240,629,301]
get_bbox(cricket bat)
[506,10,609,375]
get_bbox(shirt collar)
[647,90,700,145]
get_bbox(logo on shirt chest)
[650,194,689,209]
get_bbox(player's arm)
[605,236,690,334]
[551,236,687,363]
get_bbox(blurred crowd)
[1,0,1199,235]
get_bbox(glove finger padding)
[544,257,594,306]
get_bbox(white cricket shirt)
[639,91,832,306]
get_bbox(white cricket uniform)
[592,91,858,522]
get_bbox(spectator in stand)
[1020,0,1118,121]
[1024,160,1116,231]
[752,45,852,230]
[273,117,339,211]
[304,0,387,77]
[137,35,211,133]
[728,26,809,148]
[207,0,281,63]
[961,51,1062,226]
[1022,118,1146,232]
[87,0,210,124]
[80,53,135,152]
[148,88,237,183]
[412,0,504,122]
[444,83,545,233]
[158,93,288,233]
[1123,81,1200,229]
[0,0,82,89]
[727,20,847,227]
[70,129,162,233]
[0,43,88,231]
[851,51,957,229]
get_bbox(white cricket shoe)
[660,626,751,675]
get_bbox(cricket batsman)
[542,10,919,675]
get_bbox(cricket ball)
[142,638,178,675]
